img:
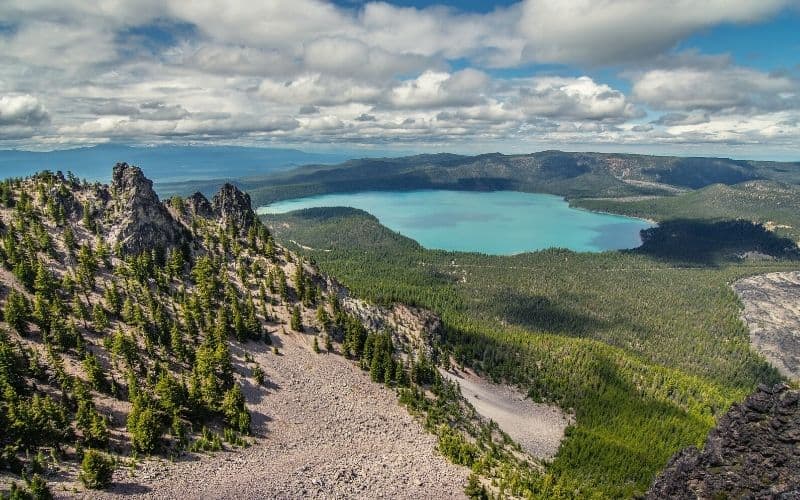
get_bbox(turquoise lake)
[258,190,655,255]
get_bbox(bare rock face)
[647,384,800,499]
[733,272,800,381]
[211,183,255,231]
[185,192,214,219]
[108,162,189,255]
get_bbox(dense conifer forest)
[265,206,800,497]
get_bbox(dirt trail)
[91,333,467,499]
[440,367,571,460]
[733,271,800,381]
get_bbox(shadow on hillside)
[488,289,624,338]
[632,219,800,266]
[106,482,153,495]
[646,157,759,189]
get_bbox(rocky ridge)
[107,162,189,254]
[0,165,473,498]
[212,182,256,230]
[647,383,800,499]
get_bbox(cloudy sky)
[1,0,799,159]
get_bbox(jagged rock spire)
[211,183,255,231]
[185,192,214,219]
[108,162,189,255]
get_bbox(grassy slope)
[263,207,799,497]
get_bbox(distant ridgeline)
[194,150,800,246]
[0,144,352,184]
[216,150,800,206]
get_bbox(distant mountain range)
[0,143,354,184]
[220,150,800,206]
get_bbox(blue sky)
[0,0,799,160]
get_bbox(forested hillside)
[576,180,800,242]
[0,165,573,499]
[264,206,800,497]
[0,165,295,494]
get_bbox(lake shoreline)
[258,189,654,255]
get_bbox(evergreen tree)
[92,304,109,332]
[169,323,185,360]
[231,301,246,343]
[221,385,251,434]
[79,449,114,489]
[127,397,164,454]
[290,306,303,332]
[4,289,30,334]
[33,261,54,299]
[244,294,260,339]
[213,304,230,344]
[316,306,331,332]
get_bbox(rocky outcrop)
[733,272,800,381]
[185,192,214,219]
[647,384,800,499]
[107,162,189,255]
[211,183,255,231]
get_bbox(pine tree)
[4,289,30,334]
[293,261,305,298]
[277,268,289,301]
[290,306,303,332]
[79,449,114,489]
[244,294,260,339]
[213,304,230,344]
[316,305,331,332]
[127,398,164,454]
[63,225,76,251]
[231,301,246,343]
[169,323,185,360]
[92,303,109,332]
[222,385,251,434]
[33,261,54,299]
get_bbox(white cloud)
[518,0,790,65]
[0,95,50,126]
[258,74,383,106]
[389,69,490,109]
[0,0,796,151]
[512,76,642,121]
[633,66,798,111]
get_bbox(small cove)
[257,190,655,255]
